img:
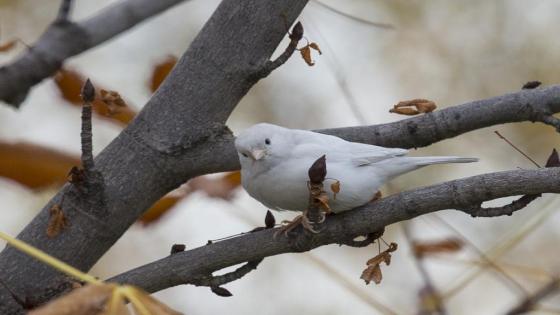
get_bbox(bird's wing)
[290,130,408,166]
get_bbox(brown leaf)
[309,42,322,55]
[361,242,398,285]
[28,284,114,315]
[0,141,80,189]
[315,193,331,213]
[0,39,17,53]
[300,45,314,66]
[99,89,128,115]
[545,148,559,167]
[54,69,137,125]
[47,204,68,238]
[360,264,382,285]
[150,55,178,93]
[412,238,463,258]
[138,195,184,225]
[211,286,233,297]
[308,155,326,183]
[390,99,436,116]
[330,180,340,200]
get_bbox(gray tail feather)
[410,156,479,166]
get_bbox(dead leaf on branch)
[99,89,128,116]
[299,42,322,66]
[389,99,436,116]
[361,242,398,285]
[330,180,340,200]
[54,69,136,125]
[412,238,463,258]
[149,55,178,92]
[46,204,68,238]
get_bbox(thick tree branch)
[109,167,560,293]
[207,85,560,173]
[0,1,310,313]
[0,0,188,107]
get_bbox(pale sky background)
[1,0,560,314]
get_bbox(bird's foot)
[274,210,322,238]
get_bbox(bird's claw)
[273,213,321,239]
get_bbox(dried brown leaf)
[0,39,17,53]
[330,180,340,200]
[309,42,322,54]
[47,204,68,238]
[28,284,114,315]
[0,141,80,189]
[54,69,136,125]
[390,99,436,116]
[412,238,463,258]
[99,90,127,116]
[360,264,382,285]
[150,55,178,93]
[300,46,314,66]
[315,193,331,213]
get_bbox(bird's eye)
[242,153,248,158]
[265,138,271,145]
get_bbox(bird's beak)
[249,149,266,161]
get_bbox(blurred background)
[1,0,560,314]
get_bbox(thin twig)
[466,194,541,218]
[505,278,560,315]
[253,21,304,79]
[312,0,395,29]
[55,0,73,22]
[402,223,447,315]
[494,131,541,168]
[80,79,95,172]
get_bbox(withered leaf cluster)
[390,99,436,116]
[299,42,322,66]
[360,242,398,285]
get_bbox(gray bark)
[109,167,560,293]
[0,0,559,313]
[0,0,188,106]
[0,0,309,313]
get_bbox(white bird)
[235,123,477,214]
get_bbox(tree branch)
[0,0,188,107]
[0,1,310,313]
[205,85,560,173]
[109,167,560,293]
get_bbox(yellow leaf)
[300,46,314,66]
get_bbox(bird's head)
[234,123,289,165]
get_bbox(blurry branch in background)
[505,278,560,315]
[110,166,560,294]
[0,0,188,106]
[401,223,447,315]
[312,0,395,29]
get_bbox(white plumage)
[235,123,477,213]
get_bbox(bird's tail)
[408,156,479,166]
[382,156,478,180]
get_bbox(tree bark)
[0,0,309,313]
